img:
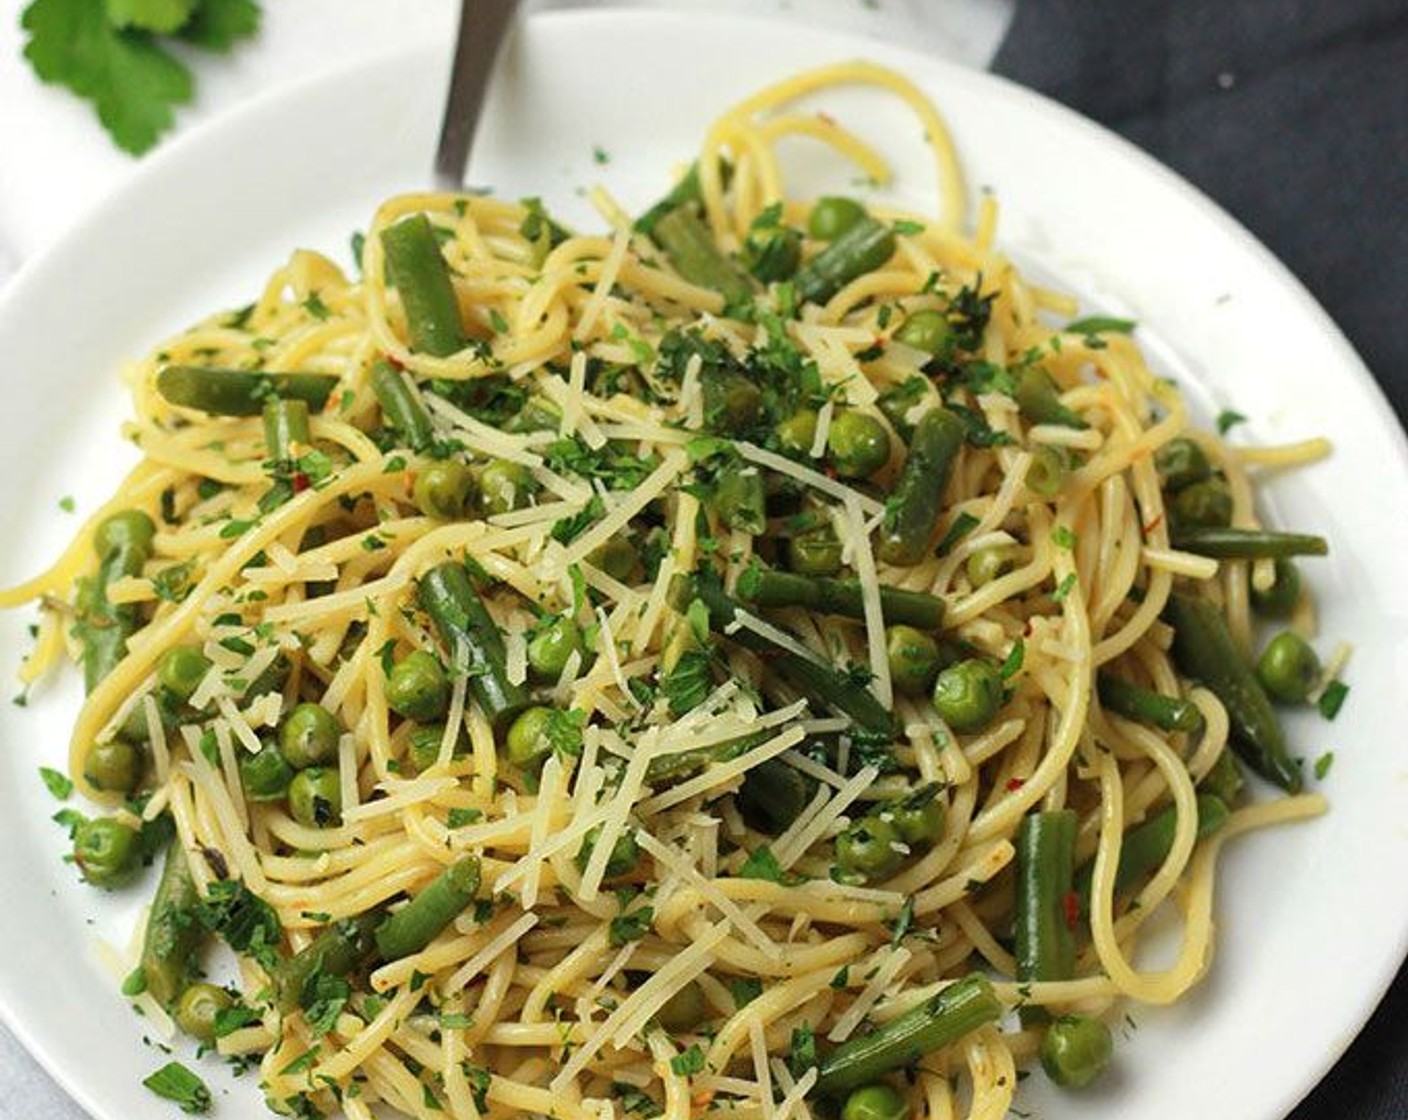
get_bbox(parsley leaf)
[729,977,763,1009]
[787,1023,818,1079]
[669,1043,706,1076]
[39,766,73,800]
[738,845,784,883]
[142,1061,211,1114]
[22,0,193,155]
[608,906,654,947]
[1216,409,1247,436]
[106,0,198,34]
[659,648,713,716]
[178,0,260,51]
[1314,751,1335,780]
[196,878,281,970]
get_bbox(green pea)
[966,546,1018,589]
[385,651,451,722]
[742,222,802,282]
[808,196,867,242]
[1171,479,1233,530]
[841,1082,909,1120]
[174,982,234,1043]
[287,767,342,828]
[505,706,555,772]
[775,409,819,457]
[414,460,474,520]
[886,625,940,697]
[787,527,844,576]
[1025,444,1069,499]
[888,783,945,846]
[240,740,295,801]
[575,824,640,879]
[827,410,892,478]
[94,509,156,556]
[1040,1013,1113,1089]
[834,815,903,880]
[931,658,1004,733]
[1249,558,1300,618]
[1255,630,1321,704]
[158,645,212,702]
[477,460,537,517]
[1154,438,1211,493]
[84,738,141,795]
[893,309,950,355]
[590,536,638,582]
[279,703,342,769]
[73,817,140,888]
[656,978,708,1033]
[407,723,467,772]
[527,617,583,681]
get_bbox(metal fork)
[434,0,523,191]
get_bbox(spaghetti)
[4,62,1334,1120]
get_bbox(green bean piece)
[701,370,764,433]
[174,983,233,1043]
[371,360,436,452]
[795,217,897,305]
[575,825,640,879]
[841,1083,908,1120]
[886,625,940,697]
[414,460,474,520]
[712,461,767,535]
[385,651,451,722]
[787,526,844,577]
[527,617,583,682]
[1170,479,1232,530]
[807,197,867,242]
[83,738,142,795]
[80,510,157,693]
[1096,672,1204,734]
[931,659,1003,733]
[827,410,891,478]
[812,974,1001,1096]
[742,221,802,282]
[279,703,342,769]
[1040,1014,1113,1089]
[274,915,380,1013]
[240,741,295,802]
[476,459,538,517]
[1015,367,1086,429]
[155,366,339,417]
[966,546,1018,589]
[419,562,529,735]
[158,645,212,703]
[1170,526,1329,560]
[888,782,945,846]
[73,817,141,888]
[1154,438,1211,493]
[835,815,904,881]
[1249,558,1301,618]
[1166,592,1301,792]
[380,213,467,356]
[1199,749,1245,805]
[893,309,949,355]
[1073,793,1229,920]
[656,979,709,1034]
[1256,630,1321,704]
[775,409,819,457]
[505,706,556,773]
[877,407,965,564]
[635,160,728,237]
[1025,444,1068,499]
[691,573,894,733]
[736,567,946,630]
[374,856,483,961]
[287,767,342,828]
[1014,810,1078,1026]
[261,397,311,461]
[653,206,754,305]
[140,842,203,1008]
[737,757,814,835]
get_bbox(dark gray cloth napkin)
[992,4,1408,1118]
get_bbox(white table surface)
[0,2,1014,1114]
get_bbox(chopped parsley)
[1216,409,1247,435]
[39,766,73,800]
[669,1043,706,1076]
[738,845,784,883]
[1317,679,1349,721]
[729,977,763,1009]
[1313,751,1335,780]
[609,906,654,947]
[142,1061,212,1114]
[1065,315,1136,335]
[934,511,980,556]
[999,638,1025,680]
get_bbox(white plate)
[1,11,1405,1120]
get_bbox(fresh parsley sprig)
[21,0,262,156]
